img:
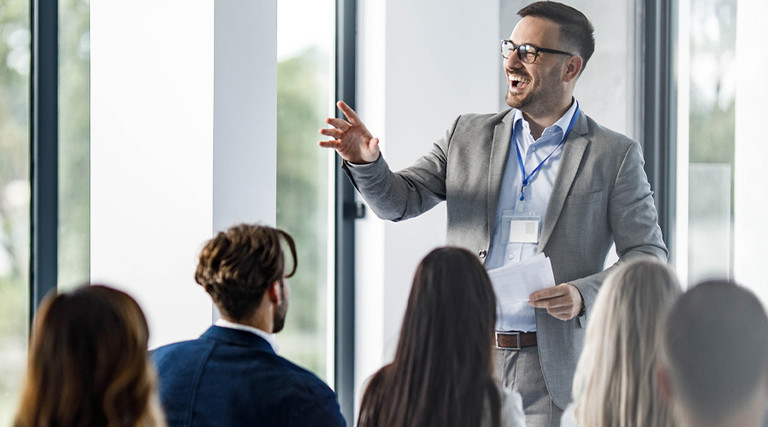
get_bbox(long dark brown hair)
[14,285,165,427]
[357,247,500,427]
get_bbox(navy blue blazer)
[152,326,346,427]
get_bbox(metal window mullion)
[29,0,59,322]
[641,0,677,265]
[334,0,357,424]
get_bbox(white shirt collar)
[215,318,280,353]
[512,98,579,140]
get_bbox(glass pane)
[682,0,768,303]
[686,0,736,284]
[58,0,90,290]
[276,0,335,382]
[0,1,30,423]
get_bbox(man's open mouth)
[509,75,531,89]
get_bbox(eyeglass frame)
[500,39,575,64]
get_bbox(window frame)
[333,0,357,422]
[638,0,679,265]
[29,0,59,322]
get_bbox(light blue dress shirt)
[488,99,579,331]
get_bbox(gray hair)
[660,280,768,424]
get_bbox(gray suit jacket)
[343,109,667,408]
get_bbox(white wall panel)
[91,1,277,348]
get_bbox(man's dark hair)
[518,1,595,73]
[194,223,297,322]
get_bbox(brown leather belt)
[495,331,537,350]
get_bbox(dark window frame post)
[638,0,678,265]
[334,0,357,423]
[29,0,59,322]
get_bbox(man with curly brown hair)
[152,224,346,427]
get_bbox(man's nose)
[504,51,523,69]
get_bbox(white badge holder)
[501,210,541,244]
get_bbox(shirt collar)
[215,318,280,353]
[512,98,579,139]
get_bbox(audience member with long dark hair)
[14,285,165,427]
[357,247,525,427]
[561,258,681,427]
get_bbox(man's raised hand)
[319,101,381,164]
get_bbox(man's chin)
[506,92,527,109]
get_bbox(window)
[276,0,336,382]
[0,2,30,422]
[678,0,767,301]
[58,0,90,290]
[5,1,342,420]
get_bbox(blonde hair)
[571,258,681,427]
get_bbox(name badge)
[508,218,540,244]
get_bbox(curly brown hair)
[194,223,297,322]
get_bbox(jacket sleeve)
[341,117,461,222]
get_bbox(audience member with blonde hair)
[561,258,681,427]
[658,280,768,427]
[14,284,165,427]
[357,247,525,427]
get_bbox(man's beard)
[272,281,288,333]
[505,69,533,109]
[505,62,565,117]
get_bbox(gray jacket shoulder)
[447,110,511,139]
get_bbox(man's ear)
[266,280,281,304]
[563,55,583,83]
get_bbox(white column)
[213,1,276,230]
[733,0,768,302]
[91,0,277,348]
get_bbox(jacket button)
[478,250,487,259]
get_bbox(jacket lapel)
[487,110,515,237]
[538,113,590,252]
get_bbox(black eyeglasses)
[500,40,575,64]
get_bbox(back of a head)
[195,223,297,322]
[358,247,499,427]
[661,280,768,424]
[517,1,595,73]
[573,258,681,427]
[14,285,162,427]
[398,247,497,375]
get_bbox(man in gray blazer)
[320,2,666,426]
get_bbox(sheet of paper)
[487,253,556,331]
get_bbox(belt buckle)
[496,331,521,350]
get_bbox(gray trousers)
[494,346,563,427]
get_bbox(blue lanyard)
[515,106,580,201]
